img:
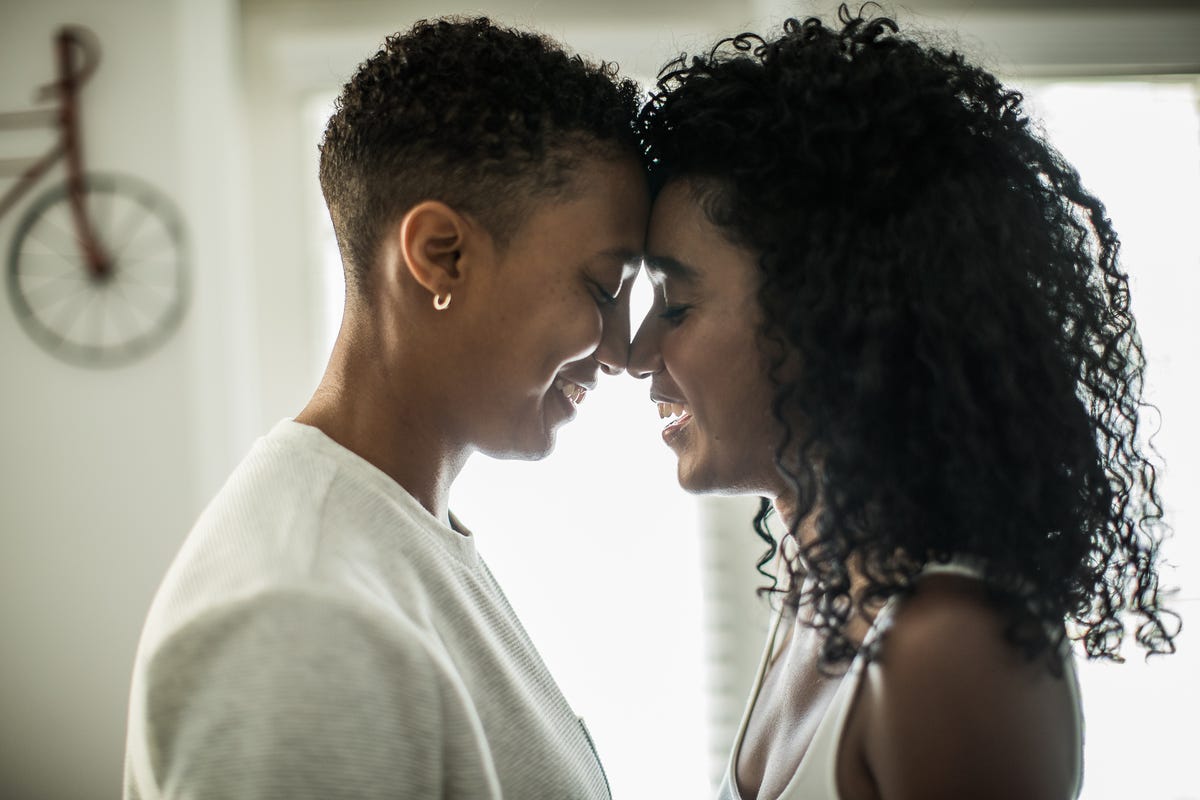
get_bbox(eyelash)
[590,282,618,307]
[658,304,691,325]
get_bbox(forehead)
[530,156,647,234]
[505,155,649,273]
[644,181,756,289]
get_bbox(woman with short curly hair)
[630,6,1177,799]
[124,17,646,800]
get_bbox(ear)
[395,200,474,300]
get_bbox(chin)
[480,429,558,462]
[521,441,556,461]
[675,456,720,495]
[676,452,763,497]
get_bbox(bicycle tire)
[7,172,189,367]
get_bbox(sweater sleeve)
[134,589,452,800]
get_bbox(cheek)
[672,325,774,435]
[519,290,604,368]
[662,325,742,406]
[556,301,604,362]
[659,334,702,393]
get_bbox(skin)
[297,153,649,525]
[629,179,1079,800]
[627,181,781,499]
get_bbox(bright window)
[1017,78,1200,800]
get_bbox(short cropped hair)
[319,16,642,292]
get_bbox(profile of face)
[456,154,649,460]
[629,180,782,497]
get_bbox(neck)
[772,491,799,534]
[771,492,878,645]
[294,320,468,525]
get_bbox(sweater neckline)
[273,418,480,568]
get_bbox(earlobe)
[397,200,470,301]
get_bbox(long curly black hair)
[638,5,1178,669]
[320,16,642,292]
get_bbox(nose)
[595,350,624,376]
[594,297,631,376]
[627,313,662,380]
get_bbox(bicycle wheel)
[7,172,188,367]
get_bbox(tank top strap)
[721,556,1057,800]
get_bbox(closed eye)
[589,280,619,307]
[659,304,691,325]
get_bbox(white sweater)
[123,420,610,800]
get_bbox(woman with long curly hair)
[630,6,1178,799]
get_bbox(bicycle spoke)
[44,283,93,346]
[117,269,178,291]
[109,282,146,345]
[101,280,131,344]
[123,263,179,288]
[122,249,178,264]
[121,257,180,273]
[111,277,155,329]
[37,205,88,253]
[23,271,91,312]
[120,225,176,267]
[14,251,81,280]
[20,270,89,305]
[99,285,126,350]
[118,230,175,261]
[118,234,177,280]
[63,288,102,346]
[26,225,80,266]
[91,283,107,347]
[114,287,160,323]
[111,200,153,256]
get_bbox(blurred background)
[1,0,1197,798]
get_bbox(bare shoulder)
[853,576,1080,800]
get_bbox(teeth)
[656,402,690,420]
[553,377,587,405]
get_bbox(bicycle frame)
[0,27,109,278]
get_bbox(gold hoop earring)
[433,292,451,311]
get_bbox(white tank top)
[715,562,1084,800]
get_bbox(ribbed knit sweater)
[123,420,610,800]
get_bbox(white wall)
[0,1,255,797]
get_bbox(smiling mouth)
[656,401,693,442]
[657,401,689,420]
[554,377,588,405]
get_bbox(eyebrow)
[593,247,643,266]
[643,254,700,284]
